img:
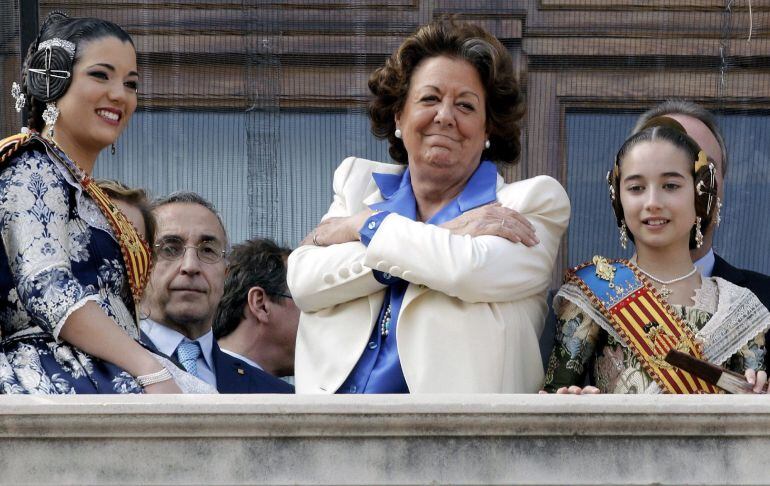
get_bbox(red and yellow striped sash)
[570,257,721,394]
[0,133,30,164]
[609,285,720,394]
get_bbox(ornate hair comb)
[37,38,76,57]
[28,38,75,99]
[694,150,709,173]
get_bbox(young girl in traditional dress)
[543,117,770,394]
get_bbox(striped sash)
[568,256,721,394]
[0,132,152,323]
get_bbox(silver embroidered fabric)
[556,276,770,369]
[555,283,624,343]
[152,355,217,394]
[0,148,140,394]
[1,149,135,339]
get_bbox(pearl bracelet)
[135,368,173,388]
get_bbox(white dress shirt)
[140,319,217,387]
[695,248,716,278]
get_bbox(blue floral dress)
[0,143,142,393]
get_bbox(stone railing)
[1,394,768,485]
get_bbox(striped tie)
[176,340,201,377]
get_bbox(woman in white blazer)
[288,18,570,394]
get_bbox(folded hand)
[300,209,374,247]
[440,202,538,246]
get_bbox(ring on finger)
[499,219,505,229]
[312,230,321,246]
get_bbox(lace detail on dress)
[691,275,718,314]
[698,277,770,366]
[152,355,217,394]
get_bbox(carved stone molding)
[0,394,769,485]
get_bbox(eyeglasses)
[154,238,226,264]
[273,292,293,300]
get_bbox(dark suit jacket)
[712,254,770,369]
[140,331,294,394]
[712,254,770,311]
[211,340,294,394]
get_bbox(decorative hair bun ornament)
[694,151,717,217]
[694,150,709,173]
[11,82,25,112]
[26,38,75,103]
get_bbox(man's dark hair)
[213,238,291,339]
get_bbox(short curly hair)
[368,17,524,165]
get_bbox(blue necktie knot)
[176,340,201,377]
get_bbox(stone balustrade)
[0,394,768,485]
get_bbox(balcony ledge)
[1,394,768,485]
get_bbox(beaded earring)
[694,217,704,248]
[42,102,59,137]
[619,220,628,250]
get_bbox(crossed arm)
[288,161,570,313]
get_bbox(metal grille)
[3,1,768,278]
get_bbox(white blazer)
[288,157,571,393]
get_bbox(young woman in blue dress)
[0,12,208,393]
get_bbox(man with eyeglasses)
[212,238,298,389]
[140,192,291,393]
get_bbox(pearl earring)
[484,140,490,149]
[394,128,402,139]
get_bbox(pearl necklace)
[380,303,391,337]
[635,264,698,299]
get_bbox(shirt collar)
[694,247,716,277]
[370,168,417,220]
[139,318,215,371]
[219,348,264,370]
[455,160,499,213]
[370,160,498,223]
